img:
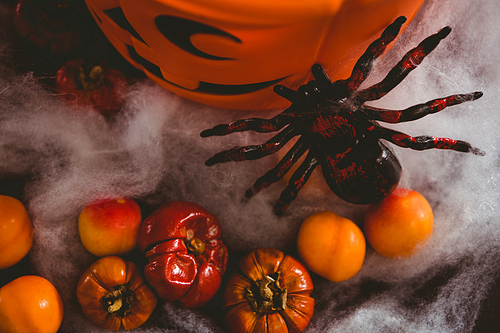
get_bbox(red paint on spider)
[348,72,364,91]
[335,162,358,181]
[391,133,410,146]
[380,111,402,123]
[310,115,355,139]
[436,137,457,149]
[431,98,450,112]
[403,47,426,69]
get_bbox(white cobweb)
[0,0,499,331]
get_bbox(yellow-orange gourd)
[364,188,434,258]
[0,275,64,333]
[297,211,366,282]
[0,195,33,270]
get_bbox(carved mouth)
[94,7,286,95]
[125,45,286,95]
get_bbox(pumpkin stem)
[246,272,287,313]
[187,238,205,255]
[107,292,123,313]
[103,285,134,317]
[78,65,104,91]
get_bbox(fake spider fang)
[202,16,484,214]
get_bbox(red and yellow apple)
[78,198,142,257]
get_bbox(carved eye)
[155,15,241,60]
[103,7,148,45]
[89,6,286,96]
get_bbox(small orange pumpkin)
[223,248,314,333]
[76,256,158,331]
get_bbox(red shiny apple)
[138,201,228,308]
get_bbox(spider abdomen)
[321,140,401,204]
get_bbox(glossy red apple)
[138,201,228,308]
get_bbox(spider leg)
[200,114,292,137]
[245,137,308,199]
[373,125,485,155]
[273,154,320,215]
[360,91,483,123]
[346,16,407,92]
[356,25,452,102]
[205,126,298,166]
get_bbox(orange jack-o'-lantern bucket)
[85,0,425,110]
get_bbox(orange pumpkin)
[84,0,425,110]
[223,248,314,333]
[76,256,158,331]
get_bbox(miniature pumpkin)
[76,256,158,331]
[84,0,425,110]
[223,248,314,333]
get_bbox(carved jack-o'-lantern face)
[85,0,425,110]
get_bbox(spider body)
[201,16,484,215]
[270,82,403,207]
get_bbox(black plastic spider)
[201,16,484,215]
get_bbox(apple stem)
[78,65,104,91]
